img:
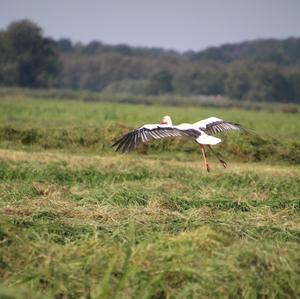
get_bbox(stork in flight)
[112,115,246,172]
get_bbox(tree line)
[0,20,300,103]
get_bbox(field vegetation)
[0,94,300,298]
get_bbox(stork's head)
[160,115,173,126]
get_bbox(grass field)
[0,94,300,298]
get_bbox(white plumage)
[112,115,245,171]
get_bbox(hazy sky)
[1,0,300,51]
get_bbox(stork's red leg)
[208,145,227,168]
[200,145,210,172]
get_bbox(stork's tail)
[196,134,221,145]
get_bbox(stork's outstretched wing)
[195,117,245,136]
[112,125,199,152]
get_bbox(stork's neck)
[163,116,173,126]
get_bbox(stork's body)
[112,115,245,171]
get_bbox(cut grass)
[1,149,300,298]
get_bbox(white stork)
[112,115,246,171]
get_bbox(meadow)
[0,94,300,299]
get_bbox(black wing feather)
[112,126,200,152]
[201,121,245,136]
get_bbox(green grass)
[1,95,300,138]
[0,93,300,298]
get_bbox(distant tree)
[224,62,294,102]
[0,19,60,87]
[224,63,250,100]
[0,31,10,84]
[147,70,173,94]
[114,44,132,55]
[189,67,225,95]
[289,72,300,103]
[82,41,103,54]
[56,38,73,52]
[194,47,230,62]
